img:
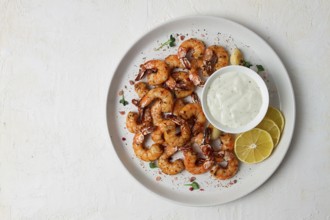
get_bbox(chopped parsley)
[184,181,200,190]
[119,95,129,106]
[149,161,157,169]
[155,35,176,51]
[241,60,253,68]
[256,64,265,73]
[241,61,265,73]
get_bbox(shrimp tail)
[140,125,155,135]
[135,66,156,81]
[164,114,185,125]
[135,65,147,81]
[180,57,191,69]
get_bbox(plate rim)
[106,15,296,206]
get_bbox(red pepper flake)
[229,179,238,185]
[200,189,204,191]
[129,80,135,85]
[156,176,161,181]
[122,137,126,141]
[118,90,124,96]
[180,35,185,40]
[119,111,125,115]
[190,176,196,182]
[189,187,194,191]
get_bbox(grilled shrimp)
[178,38,205,69]
[134,82,149,98]
[150,100,164,126]
[220,133,235,151]
[188,59,204,86]
[126,108,152,134]
[164,115,191,148]
[181,146,211,175]
[151,119,175,144]
[199,127,214,162]
[135,60,169,85]
[139,87,174,112]
[190,92,200,103]
[165,71,193,92]
[179,103,206,136]
[168,71,195,98]
[182,127,215,174]
[203,45,229,76]
[173,99,185,116]
[191,132,204,146]
[158,146,185,175]
[165,54,185,70]
[211,150,239,180]
[133,127,163,162]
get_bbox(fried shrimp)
[139,87,174,112]
[164,115,191,147]
[211,150,239,180]
[179,103,206,136]
[133,128,163,162]
[178,38,205,69]
[135,60,169,85]
[203,45,229,76]
[158,147,185,175]
[134,82,149,98]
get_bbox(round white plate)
[106,16,295,206]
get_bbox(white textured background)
[0,0,329,219]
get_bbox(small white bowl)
[201,65,269,134]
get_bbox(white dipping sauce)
[206,71,262,128]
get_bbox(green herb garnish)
[149,161,157,169]
[155,35,176,51]
[241,60,253,68]
[184,181,200,190]
[256,64,265,73]
[119,95,129,106]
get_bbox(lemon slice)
[234,128,274,164]
[256,118,281,146]
[265,106,285,132]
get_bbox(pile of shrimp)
[126,38,239,180]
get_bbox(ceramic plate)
[106,16,295,206]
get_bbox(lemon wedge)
[265,106,285,132]
[256,118,281,146]
[234,128,274,164]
